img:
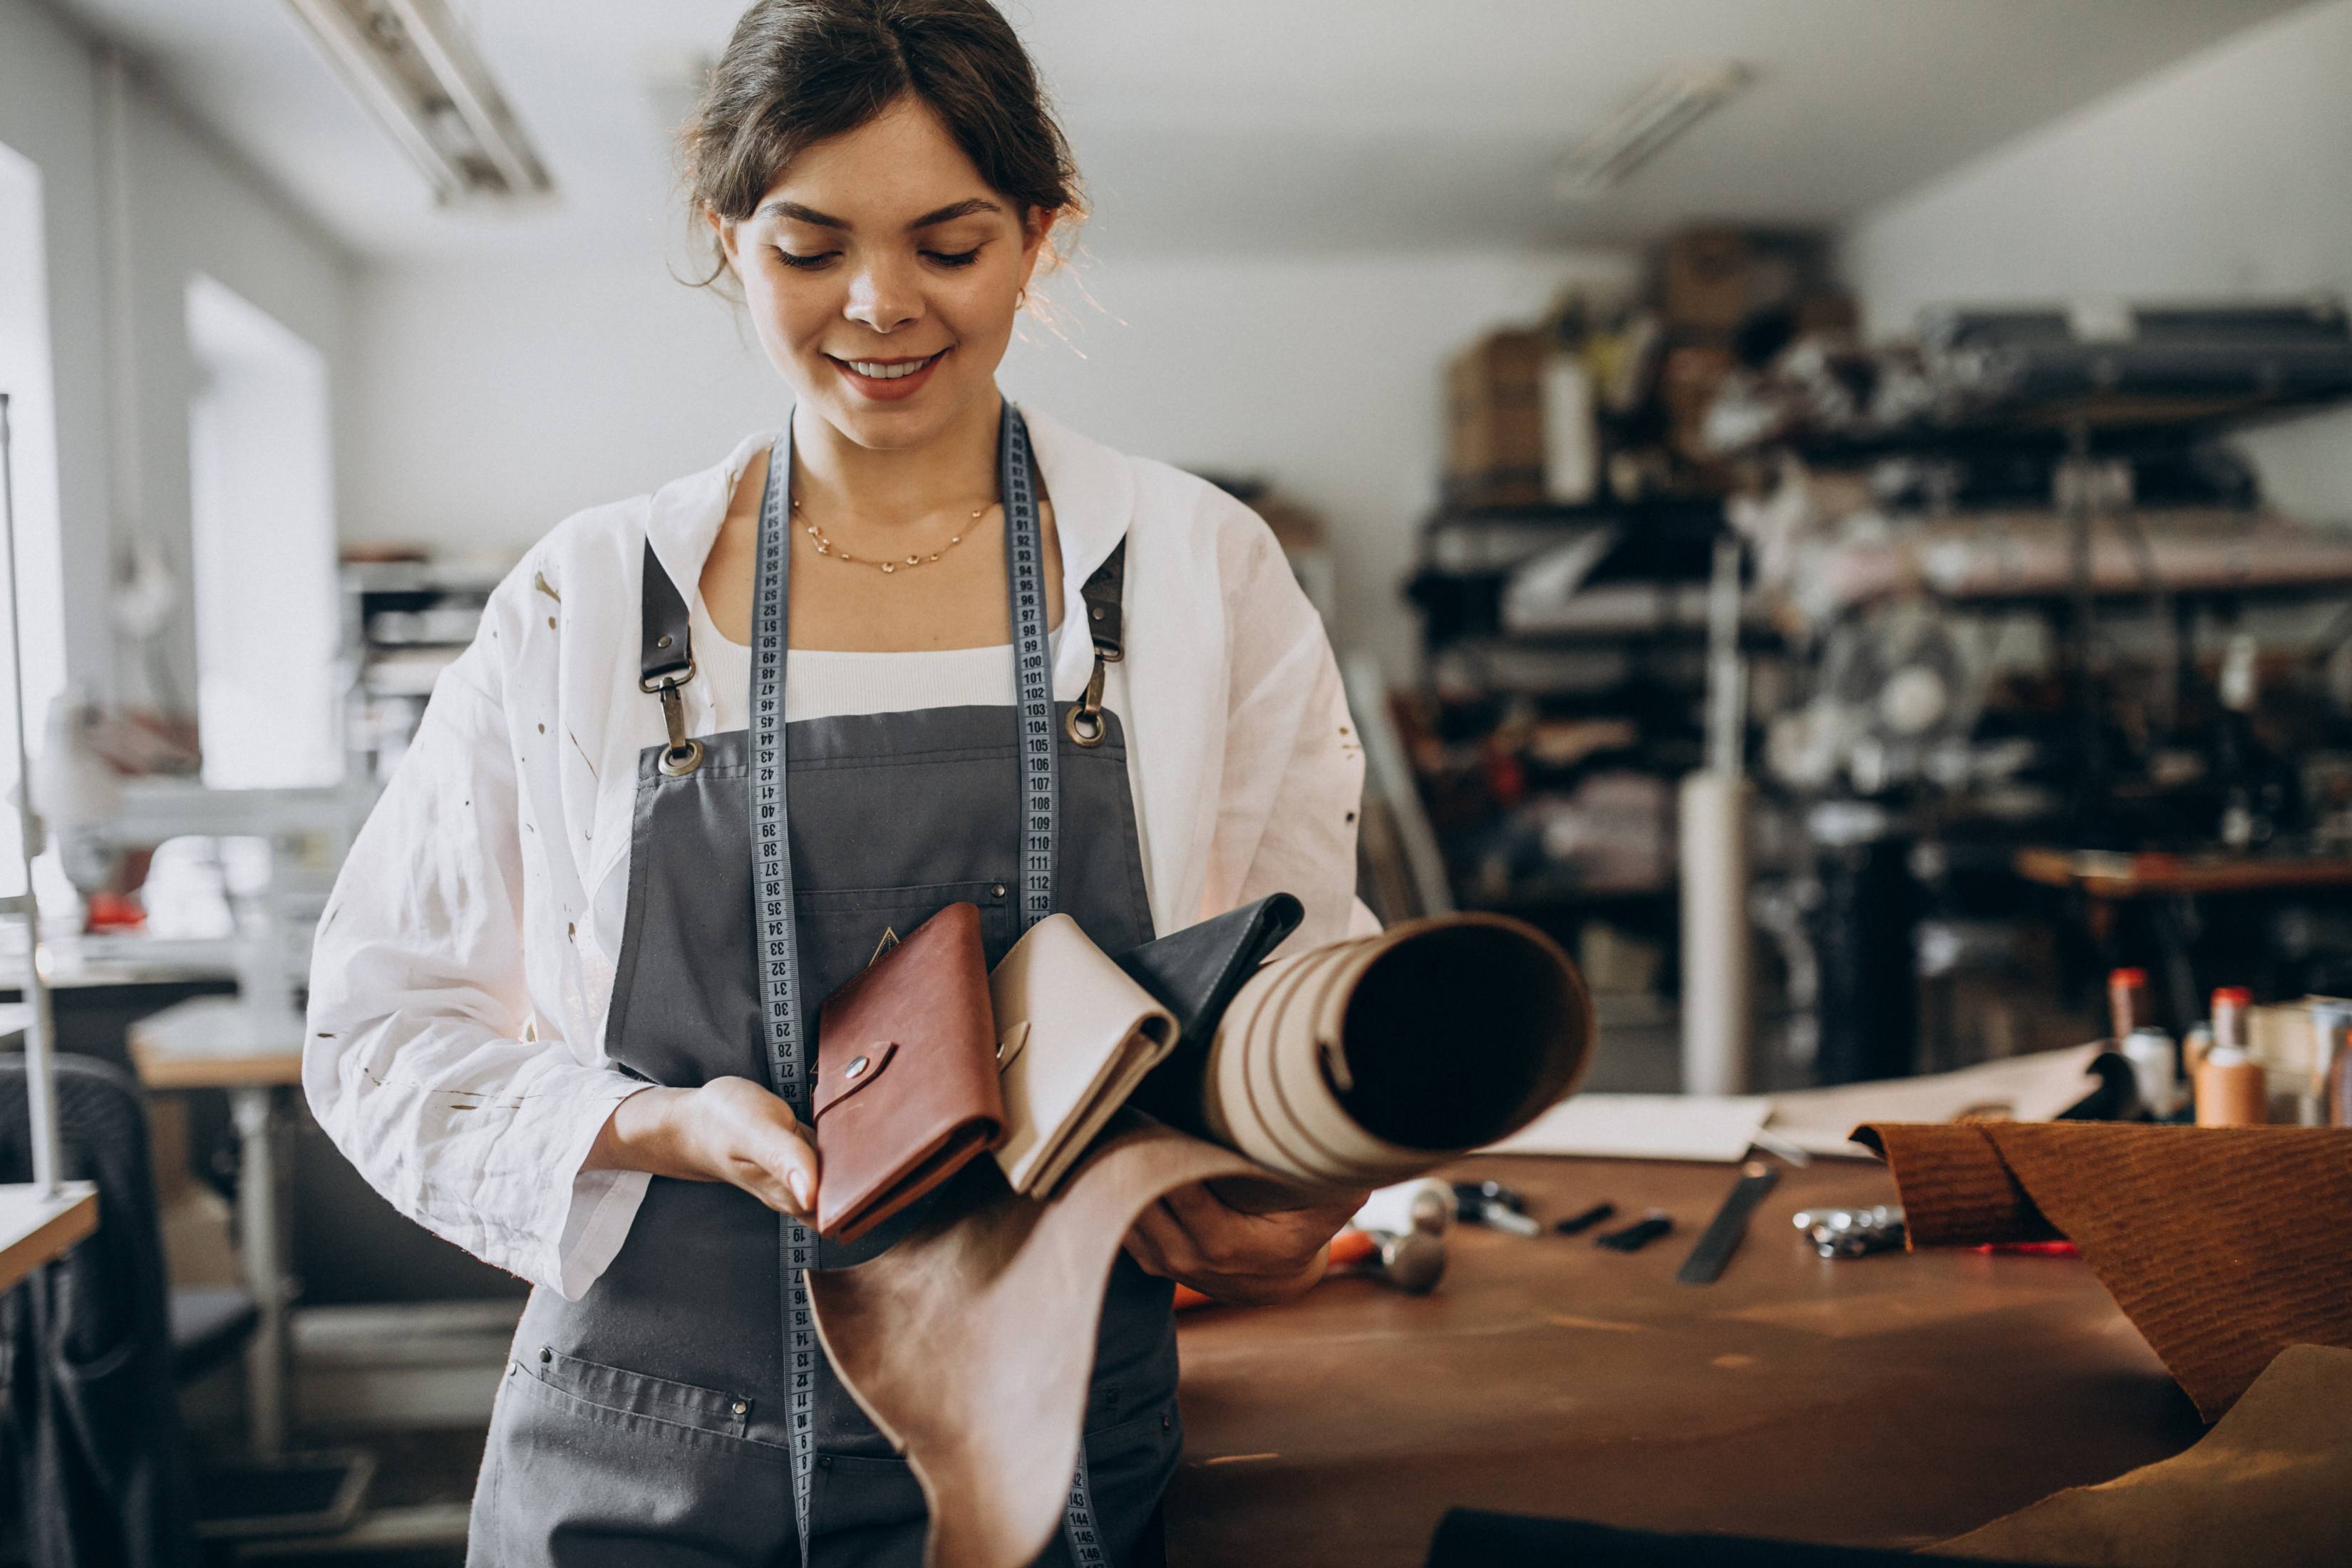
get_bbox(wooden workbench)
[1168,1153,2202,1566]
[0,1182,99,1292]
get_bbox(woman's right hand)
[583,1077,820,1219]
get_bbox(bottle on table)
[2107,967,2152,1042]
[2122,1026,2182,1119]
[2195,986,2266,1127]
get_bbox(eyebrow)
[755,197,1003,231]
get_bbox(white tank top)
[688,597,1058,731]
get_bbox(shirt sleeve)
[1202,516,1367,951]
[304,639,650,1299]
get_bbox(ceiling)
[50,0,2319,262]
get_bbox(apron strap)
[639,541,703,777]
[1063,540,1127,748]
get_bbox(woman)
[306,1,1368,1562]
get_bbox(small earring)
[1015,287,1028,310]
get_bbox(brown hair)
[683,0,1083,289]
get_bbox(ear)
[709,206,743,273]
[1016,206,1056,289]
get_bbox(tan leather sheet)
[1930,1343,2352,1565]
[1857,1123,2352,1419]
[808,1114,1262,1568]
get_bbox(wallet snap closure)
[813,1039,899,1121]
[995,1018,1031,1071]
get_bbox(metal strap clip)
[1063,539,1127,748]
[651,667,703,777]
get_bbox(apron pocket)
[519,1346,780,1454]
[810,1453,929,1549]
[1077,1398,1185,1567]
[478,1361,795,1568]
[795,881,1017,983]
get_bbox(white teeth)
[847,355,934,380]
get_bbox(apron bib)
[470,410,1177,1568]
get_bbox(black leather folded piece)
[1117,892,1304,1136]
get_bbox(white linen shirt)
[304,407,1368,1299]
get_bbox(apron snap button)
[731,1399,749,1416]
[817,1456,832,1469]
[991,883,1006,898]
[538,1347,552,1364]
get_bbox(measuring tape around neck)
[750,404,1101,1564]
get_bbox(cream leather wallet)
[990,914,1180,1198]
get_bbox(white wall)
[0,0,354,711]
[346,240,1633,677]
[1840,0,2352,523]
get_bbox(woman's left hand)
[1123,1182,1369,1307]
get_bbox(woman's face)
[718,95,1048,453]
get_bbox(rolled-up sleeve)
[304,640,648,1298]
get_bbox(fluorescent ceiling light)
[280,0,554,206]
[1554,63,1750,200]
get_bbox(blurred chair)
[0,1056,196,1568]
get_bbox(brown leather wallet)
[811,902,1006,1244]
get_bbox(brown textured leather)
[1930,1343,2352,1565]
[809,1114,1259,1568]
[813,902,1005,1244]
[1857,1122,2352,1419]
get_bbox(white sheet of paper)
[1763,1043,2105,1157]
[1479,1093,1771,1162]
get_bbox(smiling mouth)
[834,351,944,380]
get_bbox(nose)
[843,252,924,335]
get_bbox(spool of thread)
[2121,1026,2181,1119]
[2107,967,2152,1041]
[2210,986,2252,1053]
[2194,1043,2268,1128]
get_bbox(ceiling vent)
[280,0,554,206]
[1554,63,1750,200]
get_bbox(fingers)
[700,1077,820,1219]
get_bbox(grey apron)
[470,421,1177,1568]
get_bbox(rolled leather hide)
[1201,912,1596,1192]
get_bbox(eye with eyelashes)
[772,247,984,272]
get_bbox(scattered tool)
[1352,1177,1453,1238]
[1793,1205,1907,1259]
[1553,1202,1616,1235]
[1675,1160,1780,1284]
[1453,1180,1540,1236]
[1594,1211,1673,1252]
[1328,1227,1446,1294]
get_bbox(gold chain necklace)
[793,495,987,575]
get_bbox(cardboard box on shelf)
[1447,330,1548,510]
[1658,229,1751,330]
[1654,227,1833,334]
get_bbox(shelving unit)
[339,561,508,779]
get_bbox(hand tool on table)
[1675,1159,1780,1284]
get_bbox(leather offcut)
[1857,1122,2352,1420]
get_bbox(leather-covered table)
[1167,1153,2204,1566]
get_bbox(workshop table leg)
[229,1083,291,1458]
